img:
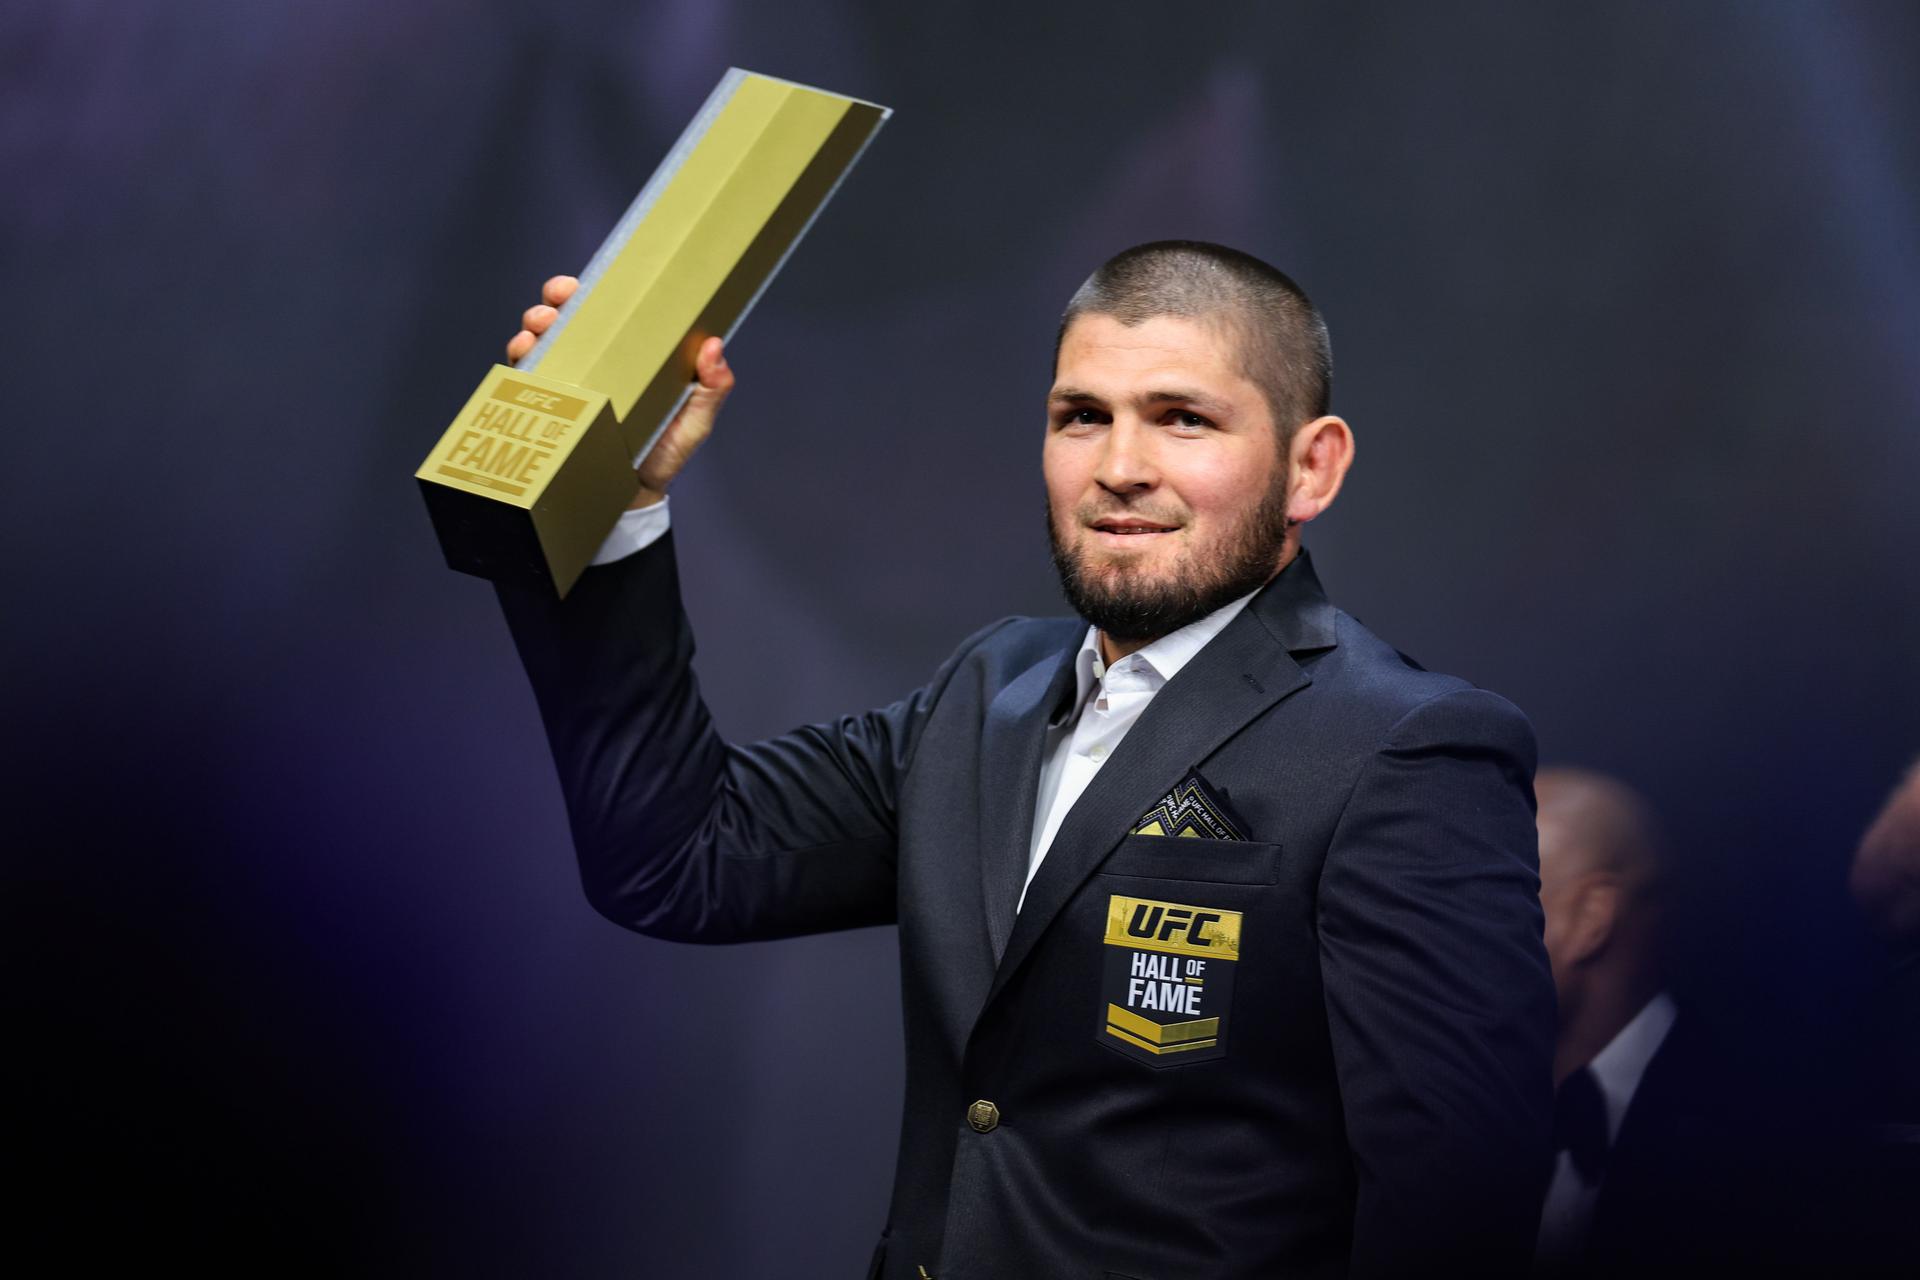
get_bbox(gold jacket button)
[966,1099,1000,1133]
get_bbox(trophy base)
[416,364,637,597]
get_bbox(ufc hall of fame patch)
[1099,894,1242,1066]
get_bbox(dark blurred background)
[6,1,1917,1273]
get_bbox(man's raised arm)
[493,276,992,943]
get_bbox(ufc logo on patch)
[1120,901,1231,950]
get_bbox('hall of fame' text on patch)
[1099,894,1242,1066]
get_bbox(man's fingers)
[632,337,734,503]
[679,342,733,418]
[691,336,732,393]
[504,275,576,363]
[511,292,716,380]
[509,303,559,364]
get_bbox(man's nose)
[1093,419,1157,494]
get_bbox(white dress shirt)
[1534,991,1679,1264]
[1020,594,1256,907]
[592,503,1259,910]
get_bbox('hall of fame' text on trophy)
[417,70,889,596]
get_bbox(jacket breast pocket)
[1098,833,1281,885]
[1093,838,1282,1067]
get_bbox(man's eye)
[1171,411,1213,429]
[1061,408,1105,426]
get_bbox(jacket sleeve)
[496,532,1003,944]
[1316,687,1557,1278]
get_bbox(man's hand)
[507,274,735,510]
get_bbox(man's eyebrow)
[1048,386,1233,415]
[1139,388,1233,415]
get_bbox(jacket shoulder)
[1317,610,1534,750]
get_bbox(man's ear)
[1565,876,1622,967]
[1287,416,1355,526]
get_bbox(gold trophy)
[417,70,890,596]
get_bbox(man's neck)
[1099,631,1150,665]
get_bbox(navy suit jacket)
[500,536,1556,1279]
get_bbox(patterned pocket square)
[1131,772,1248,841]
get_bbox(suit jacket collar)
[976,641,1079,962]
[1055,589,1261,726]
[1246,545,1339,655]
[975,549,1340,1002]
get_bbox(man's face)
[1045,312,1293,642]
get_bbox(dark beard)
[1048,477,1293,643]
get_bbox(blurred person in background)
[1532,766,1802,1276]
[1850,757,1920,1100]
[1848,758,1920,1265]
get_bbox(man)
[1532,767,1808,1275]
[1532,767,1678,1273]
[498,242,1555,1278]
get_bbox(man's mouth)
[1090,517,1179,536]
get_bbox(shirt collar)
[1053,589,1261,728]
[1587,991,1678,1145]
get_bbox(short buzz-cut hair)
[1055,240,1332,432]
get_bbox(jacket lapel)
[982,550,1339,1008]
[976,641,1079,962]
